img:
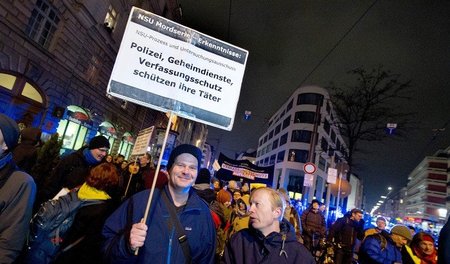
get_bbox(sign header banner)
[107,7,249,130]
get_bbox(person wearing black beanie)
[0,113,36,262]
[39,135,110,202]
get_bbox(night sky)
[177,1,450,211]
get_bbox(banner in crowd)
[216,153,274,185]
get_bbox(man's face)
[116,156,124,164]
[391,234,408,248]
[140,155,150,166]
[248,189,280,236]
[351,212,363,222]
[418,240,434,255]
[376,220,386,230]
[90,147,108,162]
[311,202,320,213]
[168,153,198,192]
[0,129,7,156]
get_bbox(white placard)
[130,126,154,156]
[107,7,249,131]
[327,168,338,184]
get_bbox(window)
[288,149,309,163]
[297,93,324,106]
[319,156,327,171]
[291,130,312,143]
[263,135,268,143]
[104,5,118,33]
[272,139,279,149]
[26,0,60,49]
[320,137,328,152]
[0,72,44,103]
[259,139,263,147]
[280,110,286,118]
[286,99,293,112]
[270,155,276,165]
[86,56,101,83]
[268,130,274,140]
[282,116,290,129]
[280,133,288,146]
[275,124,281,135]
[323,119,330,134]
[277,151,285,163]
[294,111,316,124]
[331,130,336,142]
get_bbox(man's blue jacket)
[102,186,216,264]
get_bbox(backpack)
[26,190,104,264]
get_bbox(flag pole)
[135,111,174,255]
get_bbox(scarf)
[83,148,100,165]
[77,182,111,200]
[412,246,437,264]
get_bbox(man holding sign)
[102,144,216,263]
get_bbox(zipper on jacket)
[166,226,175,264]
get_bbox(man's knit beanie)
[88,135,110,150]
[167,144,202,170]
[0,114,20,151]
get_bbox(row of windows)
[268,92,324,128]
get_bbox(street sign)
[303,162,317,174]
[303,173,314,187]
[327,168,338,184]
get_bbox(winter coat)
[0,154,36,263]
[102,186,216,264]
[328,213,364,251]
[12,127,41,174]
[301,207,326,237]
[53,183,117,264]
[359,232,402,264]
[40,147,92,201]
[221,219,315,264]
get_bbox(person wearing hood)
[0,113,37,262]
[39,135,110,202]
[12,127,42,174]
[221,187,315,264]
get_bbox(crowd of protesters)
[0,113,449,264]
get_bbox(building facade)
[255,85,355,209]
[0,0,207,159]
[403,146,449,225]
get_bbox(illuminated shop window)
[56,105,92,153]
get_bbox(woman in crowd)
[403,232,438,264]
[54,162,119,264]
